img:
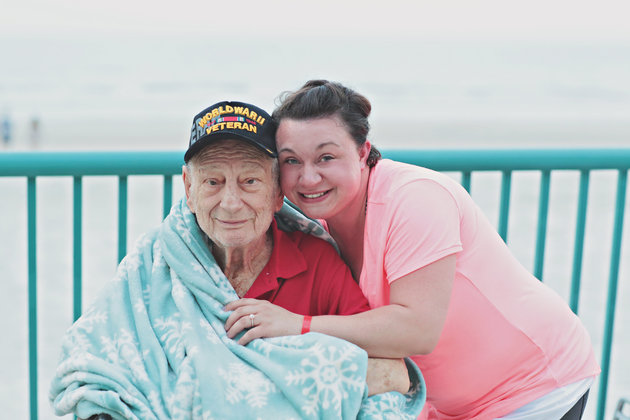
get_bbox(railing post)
[163,175,173,219]
[461,171,472,193]
[498,171,512,242]
[73,176,83,320]
[570,170,590,314]
[118,176,128,263]
[534,170,551,280]
[27,177,38,420]
[596,169,628,420]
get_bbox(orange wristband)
[301,315,312,334]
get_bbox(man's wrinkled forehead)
[190,140,274,172]
[195,139,271,162]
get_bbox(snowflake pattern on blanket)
[49,198,425,419]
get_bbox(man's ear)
[274,187,285,213]
[182,164,195,213]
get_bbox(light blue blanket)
[50,198,425,419]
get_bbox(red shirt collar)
[244,219,307,299]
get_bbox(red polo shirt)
[243,220,370,316]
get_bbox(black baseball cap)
[185,101,277,162]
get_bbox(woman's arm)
[314,253,455,357]
[224,253,456,357]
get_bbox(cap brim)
[184,131,277,162]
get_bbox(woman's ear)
[358,140,371,169]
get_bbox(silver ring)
[249,313,255,328]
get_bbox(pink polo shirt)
[356,159,599,419]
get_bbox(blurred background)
[1,0,629,151]
[1,1,630,419]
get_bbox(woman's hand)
[224,298,303,345]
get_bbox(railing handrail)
[0,150,184,176]
[386,148,630,171]
[2,148,630,177]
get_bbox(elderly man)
[50,101,425,420]
[182,102,371,320]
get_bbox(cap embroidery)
[197,106,266,129]
[203,120,257,135]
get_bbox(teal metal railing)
[1,148,628,420]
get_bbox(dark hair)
[273,79,382,167]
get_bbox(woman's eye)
[244,179,257,185]
[321,155,334,162]
[284,157,299,165]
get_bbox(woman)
[225,80,599,419]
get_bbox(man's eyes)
[204,178,260,185]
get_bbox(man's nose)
[219,184,244,211]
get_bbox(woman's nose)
[300,164,322,187]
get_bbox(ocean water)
[1,35,630,150]
[1,35,630,419]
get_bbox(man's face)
[183,140,283,251]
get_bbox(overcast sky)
[2,0,630,41]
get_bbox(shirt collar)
[244,218,308,298]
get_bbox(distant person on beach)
[29,116,40,148]
[223,80,600,420]
[1,113,11,148]
[49,101,424,420]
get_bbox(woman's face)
[276,115,369,221]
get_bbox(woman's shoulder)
[370,159,462,202]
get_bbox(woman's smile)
[300,190,331,200]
